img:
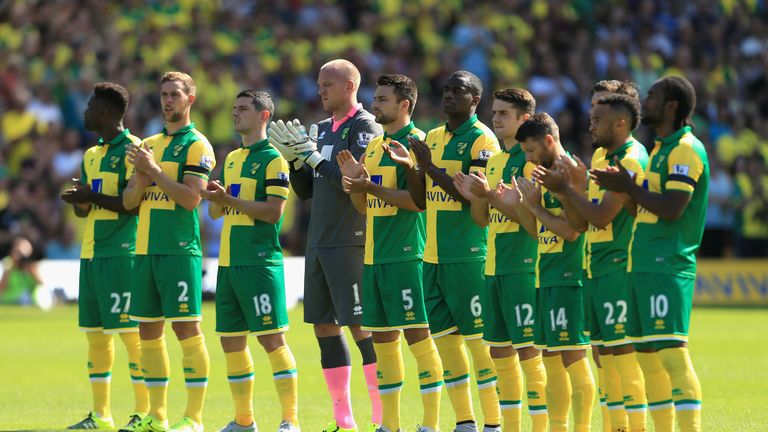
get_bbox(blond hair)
[161,71,196,95]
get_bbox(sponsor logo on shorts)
[474,317,484,328]
[559,330,570,342]
[405,311,415,321]
[179,303,189,313]
[262,315,273,325]
[654,319,665,330]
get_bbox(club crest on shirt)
[510,166,519,177]
[250,162,261,175]
[655,154,666,169]
[172,144,184,157]
[341,128,350,140]
[109,155,120,169]
[456,142,469,155]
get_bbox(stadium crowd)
[0,0,767,272]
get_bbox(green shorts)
[129,255,203,322]
[482,273,536,348]
[423,261,485,339]
[79,257,138,333]
[215,265,289,336]
[627,272,694,344]
[534,286,590,351]
[361,261,429,332]
[585,271,631,347]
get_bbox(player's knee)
[348,324,371,341]
[257,333,286,352]
[220,335,247,353]
[171,321,201,340]
[138,321,164,340]
[517,346,540,361]
[561,349,587,367]
[403,328,430,345]
[313,323,342,338]
[489,345,515,359]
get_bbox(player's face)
[492,99,524,141]
[317,68,348,113]
[161,80,192,123]
[232,96,261,133]
[442,75,476,117]
[591,90,611,106]
[520,137,554,168]
[372,85,403,125]
[589,104,616,149]
[83,95,102,132]
[641,81,666,127]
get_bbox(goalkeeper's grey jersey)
[290,108,382,248]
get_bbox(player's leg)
[482,275,521,432]
[553,286,595,432]
[535,288,569,432]
[247,265,298,432]
[446,262,500,431]
[323,247,381,429]
[377,260,442,432]
[599,272,647,432]
[304,247,355,431]
[69,259,116,430]
[124,255,170,432]
[650,274,701,432]
[215,266,255,431]
[161,255,208,431]
[424,262,475,430]
[628,273,674,432]
[101,256,149,426]
[585,278,614,432]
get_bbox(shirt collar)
[504,142,522,155]
[383,121,415,142]
[332,104,361,132]
[242,137,270,152]
[163,122,195,136]
[656,125,692,146]
[605,137,635,160]
[446,114,477,136]
[97,128,131,146]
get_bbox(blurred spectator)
[734,154,768,257]
[0,236,43,305]
[0,0,766,258]
[700,156,737,257]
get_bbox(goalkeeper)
[269,59,383,432]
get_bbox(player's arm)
[453,171,489,227]
[225,195,286,224]
[532,156,590,232]
[592,151,701,221]
[519,178,580,241]
[385,140,426,210]
[61,163,92,217]
[489,179,537,238]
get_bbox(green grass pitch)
[0,304,766,431]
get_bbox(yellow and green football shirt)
[536,155,585,288]
[485,143,537,276]
[628,126,709,277]
[423,114,500,264]
[136,122,215,256]
[363,121,426,265]
[219,139,290,267]
[586,138,649,278]
[80,129,141,259]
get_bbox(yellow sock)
[141,336,170,422]
[494,354,522,432]
[466,339,501,426]
[120,332,149,415]
[374,340,404,431]
[636,352,674,432]
[268,345,299,425]
[601,354,628,431]
[613,352,648,432]
[658,348,701,432]
[566,356,596,431]
[435,334,475,423]
[520,355,548,432]
[597,366,611,432]
[225,349,255,426]
[180,335,209,424]
[542,355,571,432]
[408,337,443,430]
[86,332,114,419]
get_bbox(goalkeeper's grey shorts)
[303,246,364,326]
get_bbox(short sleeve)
[665,144,705,193]
[265,156,291,199]
[469,132,500,173]
[184,140,216,180]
